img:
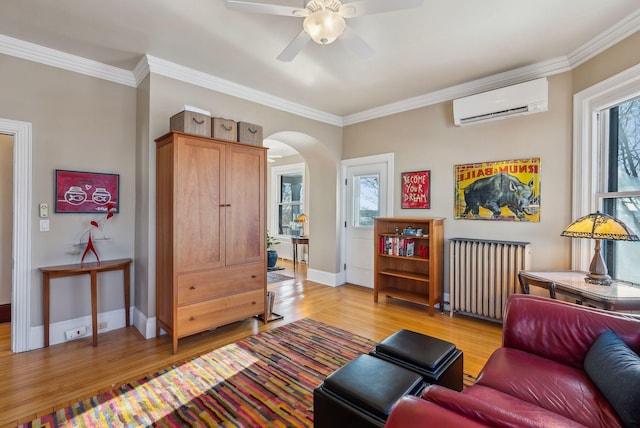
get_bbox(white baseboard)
[307,268,343,287]
[30,307,145,349]
[29,309,124,348]
[132,305,160,339]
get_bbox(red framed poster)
[55,169,120,213]
[401,170,431,209]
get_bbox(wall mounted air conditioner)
[453,77,548,126]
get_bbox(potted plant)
[267,231,280,268]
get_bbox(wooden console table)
[519,270,640,312]
[40,258,132,347]
[292,236,309,272]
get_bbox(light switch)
[40,219,49,232]
[39,203,49,218]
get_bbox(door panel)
[175,139,225,272]
[346,163,387,287]
[225,145,265,265]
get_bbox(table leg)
[124,263,130,327]
[90,271,98,346]
[293,242,298,272]
[43,273,50,347]
[549,282,557,300]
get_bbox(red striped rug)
[22,319,377,427]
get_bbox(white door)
[344,157,392,287]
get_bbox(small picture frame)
[55,169,120,213]
[401,170,431,209]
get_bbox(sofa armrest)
[384,396,489,428]
[502,294,640,368]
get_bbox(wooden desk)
[519,270,640,312]
[291,236,309,272]
[40,258,132,347]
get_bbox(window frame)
[572,63,640,272]
[270,162,305,240]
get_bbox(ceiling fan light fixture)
[303,9,345,45]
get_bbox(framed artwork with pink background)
[55,169,120,213]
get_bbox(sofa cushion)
[584,330,640,428]
[423,384,587,428]
[476,347,621,428]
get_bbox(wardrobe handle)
[190,316,196,321]
[189,285,196,290]
[251,275,257,279]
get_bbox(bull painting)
[461,173,535,220]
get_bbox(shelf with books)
[374,217,444,316]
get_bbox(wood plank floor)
[0,260,502,427]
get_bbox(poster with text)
[454,158,540,221]
[402,170,430,209]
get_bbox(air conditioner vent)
[453,78,548,126]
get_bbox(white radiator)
[449,238,531,321]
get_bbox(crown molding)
[1,8,638,126]
[144,55,343,126]
[0,34,136,87]
[568,8,640,68]
[342,56,572,125]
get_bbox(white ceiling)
[0,0,639,121]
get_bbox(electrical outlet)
[65,326,87,340]
[98,321,108,330]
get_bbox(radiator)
[449,238,531,322]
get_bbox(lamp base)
[584,273,612,286]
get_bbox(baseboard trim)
[29,307,142,349]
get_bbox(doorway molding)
[0,118,32,353]
[340,153,394,285]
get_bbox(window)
[599,98,640,283]
[271,163,305,238]
[352,173,380,227]
[574,64,640,284]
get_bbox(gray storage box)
[212,118,237,142]
[237,122,263,146]
[170,111,211,137]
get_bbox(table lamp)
[295,213,309,237]
[560,211,639,285]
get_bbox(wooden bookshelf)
[374,217,445,315]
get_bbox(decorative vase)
[81,233,100,265]
[267,249,278,268]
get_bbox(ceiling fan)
[224,0,424,61]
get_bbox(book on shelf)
[379,236,417,257]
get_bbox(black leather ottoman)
[369,329,464,391]
[313,354,425,428]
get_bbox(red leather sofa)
[385,294,640,428]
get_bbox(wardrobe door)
[224,143,265,266]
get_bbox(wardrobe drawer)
[176,289,264,337]
[177,264,264,305]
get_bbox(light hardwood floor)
[0,259,502,427]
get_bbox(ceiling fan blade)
[277,30,311,62]
[340,0,423,18]
[225,0,308,17]
[340,26,375,59]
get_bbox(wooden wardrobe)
[155,131,267,353]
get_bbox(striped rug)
[22,319,377,427]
